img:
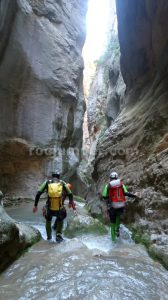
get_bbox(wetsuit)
[102,181,136,241]
[34,178,73,241]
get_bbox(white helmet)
[110,171,118,179]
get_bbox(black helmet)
[52,170,60,178]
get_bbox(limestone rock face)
[87,0,168,267]
[0,0,88,197]
[86,35,125,173]
[0,193,41,272]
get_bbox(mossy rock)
[148,244,168,270]
[128,223,168,270]
[133,231,151,248]
[74,195,85,203]
[64,214,108,238]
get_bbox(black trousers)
[108,207,124,223]
[45,208,67,222]
[45,208,67,238]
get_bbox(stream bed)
[0,201,168,300]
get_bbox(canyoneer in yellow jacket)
[52,182,77,230]
[33,170,75,243]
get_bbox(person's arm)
[63,183,77,213]
[122,184,138,198]
[62,183,73,204]
[33,180,48,213]
[102,184,109,200]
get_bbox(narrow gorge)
[0,0,168,290]
[86,0,168,269]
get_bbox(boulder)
[0,192,41,272]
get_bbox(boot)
[56,233,64,243]
[56,220,63,242]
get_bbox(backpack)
[48,181,63,210]
[109,179,126,204]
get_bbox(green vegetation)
[74,195,86,203]
[131,227,151,248]
[129,224,168,270]
[64,217,108,238]
[88,210,110,226]
[29,232,41,245]
[64,220,108,238]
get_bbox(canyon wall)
[0,0,88,198]
[87,34,125,173]
[87,0,168,267]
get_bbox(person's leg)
[52,218,57,230]
[53,207,67,230]
[108,207,117,242]
[111,223,116,241]
[115,215,120,237]
[55,220,63,242]
[45,210,52,240]
[55,210,64,242]
[56,220,63,240]
[116,207,124,237]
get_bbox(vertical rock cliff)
[87,0,168,267]
[87,33,125,173]
[0,0,88,197]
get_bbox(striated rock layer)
[0,0,88,198]
[87,0,168,267]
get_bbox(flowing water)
[0,201,168,300]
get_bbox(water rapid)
[0,201,168,300]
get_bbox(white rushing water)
[0,201,168,300]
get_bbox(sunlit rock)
[0,0,88,197]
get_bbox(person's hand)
[68,203,73,209]
[69,202,76,209]
[32,206,38,213]
[69,202,77,214]
[134,192,141,198]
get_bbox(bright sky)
[82,0,117,62]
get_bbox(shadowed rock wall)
[0,0,88,197]
[117,0,168,91]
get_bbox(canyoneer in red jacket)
[102,171,138,242]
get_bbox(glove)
[69,202,76,209]
[134,192,141,199]
[32,206,38,213]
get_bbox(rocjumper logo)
[29,146,80,157]
[29,146,138,158]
